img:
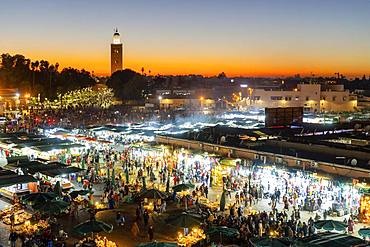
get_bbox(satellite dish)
[350,159,357,166]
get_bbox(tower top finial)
[112,28,121,44]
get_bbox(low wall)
[266,140,370,161]
[156,135,370,179]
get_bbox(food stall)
[0,204,32,226]
[32,165,84,190]
[177,228,206,247]
[14,219,49,236]
[0,168,38,199]
[76,235,117,247]
[359,193,370,223]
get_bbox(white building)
[159,97,215,112]
[241,84,357,113]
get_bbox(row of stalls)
[0,132,85,161]
[0,157,84,200]
[0,133,87,200]
[128,143,370,223]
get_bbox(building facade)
[110,29,123,74]
[159,97,215,112]
[242,84,357,113]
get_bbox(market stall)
[0,168,38,199]
[177,228,206,247]
[0,204,32,226]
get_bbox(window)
[332,96,336,101]
[306,96,310,101]
[285,96,292,101]
[253,96,261,100]
[321,97,326,100]
[295,96,299,100]
[271,96,283,100]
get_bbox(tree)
[0,53,96,99]
[107,69,147,100]
[217,72,226,78]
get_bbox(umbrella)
[165,212,201,228]
[172,183,195,192]
[206,226,239,237]
[33,199,69,215]
[250,237,292,247]
[54,181,62,197]
[220,191,226,211]
[73,218,113,235]
[69,190,89,199]
[314,220,347,231]
[139,189,166,200]
[358,228,370,238]
[21,192,57,205]
[137,242,177,247]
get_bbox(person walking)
[9,231,17,247]
[148,225,154,241]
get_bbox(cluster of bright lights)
[29,87,114,109]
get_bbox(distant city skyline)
[1,0,369,77]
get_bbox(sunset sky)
[1,0,369,77]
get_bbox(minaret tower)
[111,28,123,74]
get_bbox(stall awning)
[34,143,85,152]
[6,156,29,164]
[38,167,84,177]
[0,175,38,188]
[6,161,64,173]
[298,232,366,247]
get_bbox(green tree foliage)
[0,53,96,99]
[106,69,147,100]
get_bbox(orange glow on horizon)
[7,49,369,79]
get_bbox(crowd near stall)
[0,111,369,247]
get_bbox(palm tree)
[31,61,39,95]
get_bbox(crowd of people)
[0,131,365,246]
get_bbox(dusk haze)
[1,0,369,77]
